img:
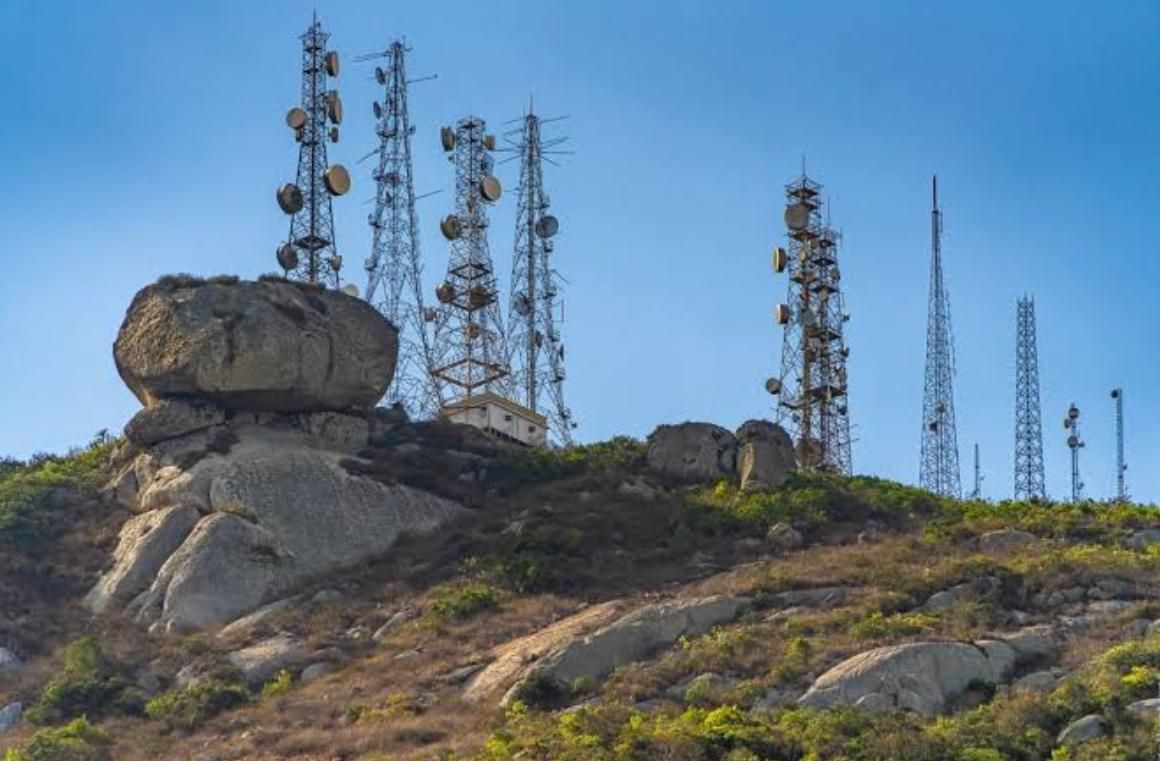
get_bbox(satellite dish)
[772,247,788,273]
[535,215,560,239]
[440,214,462,240]
[329,127,339,143]
[1067,435,1079,449]
[514,294,532,316]
[277,243,299,271]
[483,134,497,151]
[341,283,359,298]
[775,304,791,325]
[440,126,456,152]
[1068,404,1080,420]
[328,254,343,272]
[325,51,340,77]
[375,66,386,85]
[1111,389,1121,399]
[323,164,351,196]
[277,183,304,214]
[765,377,782,395]
[785,202,810,232]
[373,101,382,119]
[465,323,482,340]
[468,286,492,308]
[326,94,343,125]
[422,307,438,322]
[479,175,502,202]
[435,281,456,304]
[286,107,308,130]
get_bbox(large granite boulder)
[736,420,795,490]
[88,422,463,633]
[646,423,737,483]
[115,276,397,413]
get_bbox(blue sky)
[0,1,1157,502]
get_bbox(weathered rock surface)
[0,647,20,671]
[646,423,737,482]
[216,597,300,640]
[1057,714,1105,745]
[1128,697,1160,717]
[1126,529,1160,550]
[227,633,308,687]
[0,702,21,736]
[799,629,1057,717]
[1011,669,1063,693]
[115,277,397,413]
[508,596,751,704]
[90,424,463,633]
[766,522,804,551]
[978,528,1036,552]
[300,661,337,684]
[735,420,795,491]
[123,399,226,447]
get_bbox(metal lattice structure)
[1014,296,1046,501]
[770,173,852,473]
[1065,403,1085,502]
[429,117,508,400]
[920,175,961,497]
[505,110,575,445]
[1111,388,1127,501]
[277,16,348,286]
[362,41,440,419]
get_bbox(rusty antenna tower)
[1064,402,1085,502]
[504,106,576,445]
[768,171,852,473]
[360,41,441,418]
[920,175,961,497]
[429,117,508,401]
[1014,296,1046,500]
[275,15,351,287]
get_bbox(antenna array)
[1065,402,1085,502]
[429,117,508,400]
[1014,296,1046,500]
[362,41,440,418]
[504,109,575,445]
[769,173,852,473]
[276,16,350,286]
[920,175,961,497]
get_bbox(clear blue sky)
[0,1,1157,503]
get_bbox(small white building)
[441,392,549,447]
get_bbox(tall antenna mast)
[1014,296,1046,500]
[1111,388,1127,501]
[1064,403,1085,502]
[505,107,576,445]
[969,443,983,499]
[276,16,350,286]
[769,171,852,473]
[920,174,961,497]
[429,117,508,401]
[361,41,440,418]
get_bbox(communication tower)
[1014,296,1046,500]
[1064,403,1085,502]
[920,175,961,497]
[429,117,508,400]
[1111,388,1127,501]
[275,15,351,286]
[505,108,575,445]
[768,172,852,473]
[969,443,983,499]
[361,41,440,418]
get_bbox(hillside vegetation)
[2,433,1160,761]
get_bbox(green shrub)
[145,678,249,730]
[3,718,112,761]
[25,637,143,726]
[428,581,501,621]
[261,668,295,698]
[483,527,586,593]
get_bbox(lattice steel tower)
[920,175,960,497]
[1014,296,1046,500]
[505,109,575,445]
[429,117,508,400]
[362,41,440,418]
[769,172,852,473]
[275,15,350,286]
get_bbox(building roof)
[441,391,549,427]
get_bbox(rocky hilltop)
[2,275,1160,760]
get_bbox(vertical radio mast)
[969,443,983,499]
[1064,403,1085,502]
[1014,296,1046,500]
[275,15,350,286]
[769,172,852,473]
[361,41,440,418]
[505,108,575,445]
[1111,388,1127,501]
[920,175,961,497]
[429,118,508,401]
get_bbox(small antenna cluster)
[1064,402,1085,502]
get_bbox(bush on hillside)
[3,718,112,761]
[145,677,249,731]
[25,637,144,726]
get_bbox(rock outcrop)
[647,423,738,482]
[735,420,795,490]
[115,277,396,413]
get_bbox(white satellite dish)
[325,51,340,77]
[440,214,462,240]
[765,377,782,395]
[440,126,456,152]
[435,282,456,304]
[326,94,343,125]
[341,283,359,298]
[277,183,304,214]
[784,202,810,232]
[323,164,351,196]
[286,107,308,130]
[276,243,299,270]
[479,175,502,202]
[535,215,559,239]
